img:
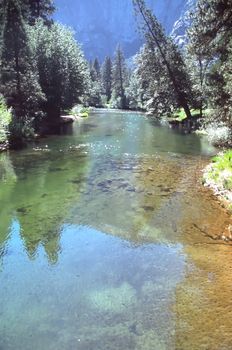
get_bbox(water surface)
[0,111,232,350]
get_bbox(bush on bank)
[204,150,232,204]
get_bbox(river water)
[0,111,232,350]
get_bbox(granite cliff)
[54,0,189,60]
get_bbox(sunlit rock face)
[171,0,196,47]
[54,0,188,60]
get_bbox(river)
[0,110,232,350]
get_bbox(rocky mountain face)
[54,0,190,60]
[171,0,196,47]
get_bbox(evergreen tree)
[111,45,128,109]
[133,0,193,119]
[88,58,102,106]
[135,44,178,116]
[125,69,142,110]
[186,31,209,116]
[188,0,232,128]
[93,58,101,80]
[186,2,215,118]
[101,56,112,102]
[89,59,101,83]
[22,0,55,25]
[0,0,44,126]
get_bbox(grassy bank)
[171,108,201,122]
[203,150,232,207]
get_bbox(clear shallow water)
[0,111,232,350]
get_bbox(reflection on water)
[0,111,231,349]
[0,225,186,350]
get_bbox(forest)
[0,0,231,146]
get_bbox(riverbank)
[203,150,232,213]
[0,112,89,152]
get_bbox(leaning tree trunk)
[134,0,192,120]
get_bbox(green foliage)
[0,95,12,143]
[28,20,90,122]
[87,50,129,109]
[212,151,232,166]
[22,0,55,25]
[87,59,103,107]
[171,109,201,122]
[134,44,178,116]
[87,79,102,107]
[101,56,112,102]
[0,0,90,146]
[188,0,232,131]
[207,150,232,190]
[0,0,45,125]
[125,69,143,110]
[110,45,129,109]
[70,105,90,118]
[9,115,35,144]
[133,0,193,119]
[93,58,101,80]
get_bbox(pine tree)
[111,45,128,109]
[22,0,55,25]
[125,70,142,110]
[135,44,178,116]
[133,0,193,119]
[187,2,216,118]
[101,56,112,102]
[0,0,44,125]
[89,59,101,82]
[188,0,232,128]
[93,58,101,80]
[88,58,102,106]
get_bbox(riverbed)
[0,110,231,350]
